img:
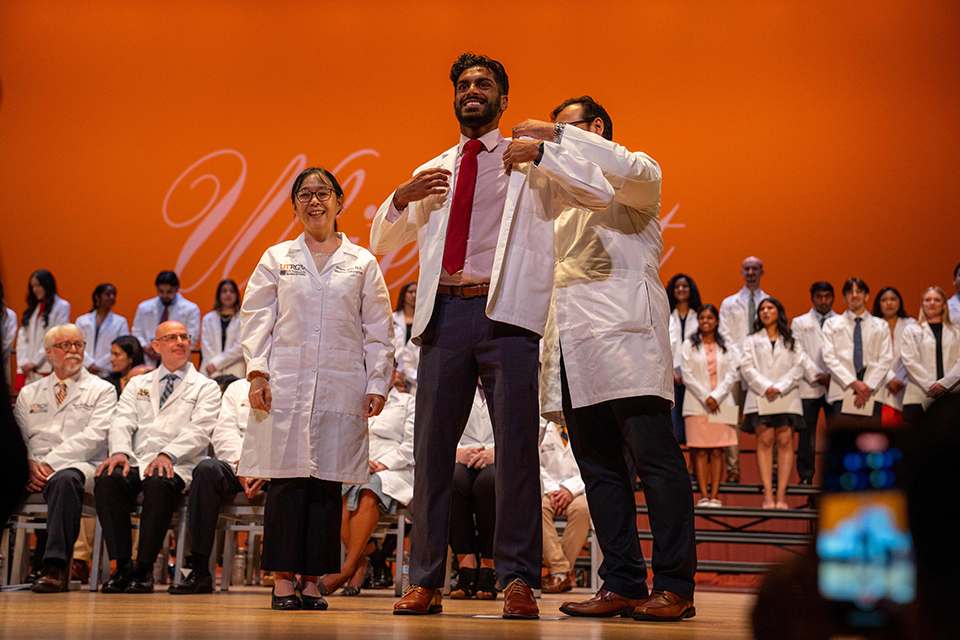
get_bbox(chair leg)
[11,518,29,585]
[590,524,602,592]
[394,512,406,597]
[220,528,235,591]
[90,518,103,592]
[0,526,11,587]
[173,506,187,586]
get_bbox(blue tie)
[853,317,864,381]
[159,373,177,408]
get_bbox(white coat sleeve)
[44,384,116,472]
[211,385,244,466]
[532,142,614,213]
[680,341,710,405]
[162,379,219,464]
[711,344,741,403]
[17,319,41,368]
[740,338,775,395]
[717,298,735,348]
[211,317,243,372]
[822,323,855,389]
[184,303,202,352]
[540,453,559,496]
[360,257,395,398]
[51,299,70,327]
[369,194,421,255]
[199,313,217,373]
[899,326,931,390]
[375,396,415,471]
[241,254,280,377]
[131,303,152,350]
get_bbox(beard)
[455,98,500,129]
[60,357,83,377]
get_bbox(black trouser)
[450,462,497,559]
[187,459,243,562]
[94,466,185,566]
[408,294,542,589]
[38,468,86,564]
[260,477,341,575]
[671,382,687,445]
[798,397,830,481]
[561,359,697,601]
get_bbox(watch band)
[553,122,566,144]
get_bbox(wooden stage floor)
[0,585,757,639]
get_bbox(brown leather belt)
[437,283,490,298]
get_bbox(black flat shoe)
[101,564,134,593]
[168,571,214,594]
[272,588,302,610]
[301,593,328,610]
[125,577,154,593]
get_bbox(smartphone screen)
[817,429,915,627]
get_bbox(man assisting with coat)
[515,95,697,622]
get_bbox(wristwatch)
[553,122,566,144]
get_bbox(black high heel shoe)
[272,587,303,610]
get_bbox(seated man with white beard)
[94,320,220,593]
[15,324,116,592]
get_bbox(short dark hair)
[551,95,614,141]
[155,271,179,288]
[842,277,869,296]
[872,286,908,318]
[450,53,509,96]
[809,281,834,298]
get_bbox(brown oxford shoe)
[30,565,68,593]
[633,589,696,621]
[559,589,641,617]
[393,585,443,615]
[501,579,539,619]
[541,573,572,593]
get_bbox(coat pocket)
[269,346,302,410]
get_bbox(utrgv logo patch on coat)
[29,403,49,414]
[279,263,308,276]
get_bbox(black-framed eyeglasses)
[52,341,86,352]
[156,333,192,344]
[296,188,334,204]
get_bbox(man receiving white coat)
[791,282,836,484]
[371,54,613,620]
[516,96,696,623]
[821,278,893,426]
[131,271,201,366]
[15,324,116,592]
[94,320,220,594]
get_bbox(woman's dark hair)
[111,335,145,369]
[22,269,57,328]
[214,279,241,313]
[90,283,115,313]
[291,167,344,232]
[751,297,796,351]
[872,286,908,319]
[690,304,727,353]
[665,273,702,314]
[394,282,417,313]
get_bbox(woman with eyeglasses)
[16,269,71,388]
[238,167,394,611]
[200,279,245,379]
[75,284,129,379]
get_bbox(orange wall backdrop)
[2,1,959,331]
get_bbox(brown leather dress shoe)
[30,565,67,593]
[633,590,696,621]
[393,585,443,615]
[501,579,539,619]
[559,589,641,617]
[542,573,572,593]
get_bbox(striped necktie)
[159,373,177,408]
[55,381,67,407]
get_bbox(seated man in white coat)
[169,377,258,594]
[131,271,201,366]
[539,419,590,594]
[15,324,116,592]
[94,320,220,593]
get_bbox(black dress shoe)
[168,571,214,594]
[301,593,328,610]
[101,564,134,593]
[125,576,155,593]
[272,588,303,610]
[31,565,68,593]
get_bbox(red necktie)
[160,303,170,323]
[443,139,484,276]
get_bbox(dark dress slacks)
[39,468,86,563]
[798,396,830,481]
[450,462,497,559]
[561,358,697,601]
[409,294,542,589]
[187,458,244,559]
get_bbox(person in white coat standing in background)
[15,324,116,592]
[900,286,960,425]
[16,269,71,388]
[131,271,201,366]
[75,283,129,378]
[872,287,916,425]
[1,280,18,385]
[666,273,702,445]
[200,279,244,379]
[239,166,394,611]
[739,298,805,510]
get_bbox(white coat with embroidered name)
[238,233,395,483]
[15,367,116,492]
[109,363,220,489]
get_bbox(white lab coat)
[74,311,130,378]
[131,293,201,363]
[718,287,771,348]
[369,134,614,346]
[392,310,411,357]
[539,125,672,420]
[669,308,699,374]
[739,332,805,416]
[458,388,495,449]
[238,233,394,482]
[539,420,585,498]
[397,340,420,397]
[211,379,251,467]
[2,307,17,384]
[680,339,741,417]
[876,317,916,410]
[367,388,416,506]
[948,295,960,324]
[900,322,960,404]
[14,368,116,492]
[16,296,71,381]
[110,363,220,489]
[791,309,836,399]
[200,311,245,379]
[821,311,893,404]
